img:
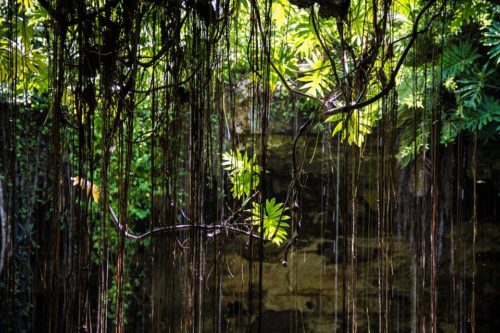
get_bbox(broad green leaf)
[248,198,290,246]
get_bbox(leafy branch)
[319,0,440,118]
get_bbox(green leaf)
[248,198,290,246]
[457,64,495,109]
[459,96,500,132]
[297,53,332,98]
[325,108,375,146]
[443,41,480,78]
[223,150,261,199]
[482,21,500,64]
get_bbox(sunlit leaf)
[72,176,100,203]
[223,150,261,199]
[248,198,290,246]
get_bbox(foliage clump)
[223,149,289,246]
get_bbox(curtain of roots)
[0,0,482,332]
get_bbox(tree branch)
[106,203,266,242]
[319,0,438,118]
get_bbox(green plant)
[222,149,290,246]
[483,21,500,64]
[325,108,377,146]
[247,198,290,246]
[297,52,333,98]
[457,63,496,109]
[222,150,261,199]
[463,95,500,131]
[443,41,479,78]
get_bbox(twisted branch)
[106,202,266,242]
